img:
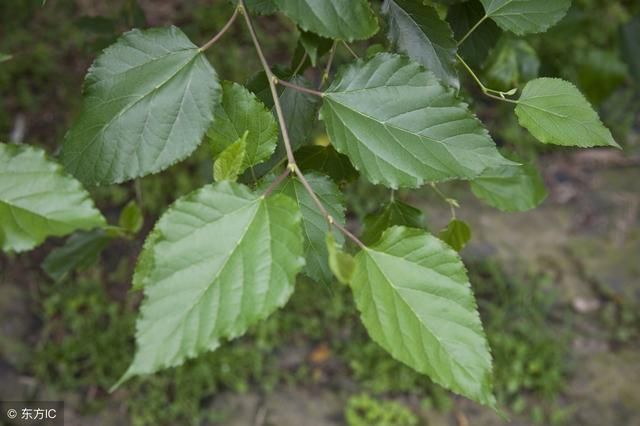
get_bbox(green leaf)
[350,226,495,407]
[382,0,458,88]
[119,200,144,234]
[61,26,221,185]
[208,81,277,170]
[275,173,345,286]
[322,53,513,188]
[296,145,358,184]
[41,230,111,282]
[621,15,640,86]
[116,182,305,385]
[448,0,501,69]
[361,200,425,245]
[0,53,12,63]
[273,0,378,41]
[515,78,619,148]
[294,29,333,68]
[438,219,471,252]
[471,163,547,212]
[0,143,106,253]
[213,132,248,182]
[326,233,354,285]
[479,0,571,35]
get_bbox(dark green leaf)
[448,0,501,69]
[61,26,221,185]
[41,230,111,281]
[382,0,458,88]
[483,36,539,91]
[621,15,640,86]
[361,200,425,245]
[322,53,513,188]
[296,145,358,184]
[438,219,471,251]
[350,226,495,407]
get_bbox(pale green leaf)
[438,219,471,252]
[0,143,106,253]
[275,173,345,286]
[61,26,221,185]
[322,53,513,188]
[0,53,12,63]
[119,200,144,234]
[326,233,354,285]
[471,163,547,212]
[116,182,305,384]
[480,0,571,35]
[273,0,378,41]
[515,78,619,148]
[361,200,425,245]
[41,230,111,281]
[213,133,248,182]
[208,81,277,170]
[382,0,458,88]
[296,145,358,184]
[350,226,495,407]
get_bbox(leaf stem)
[275,78,324,97]
[456,54,519,104]
[240,0,366,251]
[240,2,296,165]
[262,168,291,197]
[200,7,239,51]
[430,183,459,219]
[320,41,338,88]
[456,14,487,47]
[292,51,308,76]
[342,41,360,59]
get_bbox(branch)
[239,2,296,164]
[275,78,324,97]
[456,54,518,104]
[200,7,240,51]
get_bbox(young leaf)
[213,133,248,182]
[293,29,333,68]
[322,53,513,188]
[448,0,501,69]
[361,200,425,245]
[382,0,459,88]
[483,37,540,91]
[273,0,378,41]
[41,230,111,281]
[61,26,221,185]
[350,226,495,408]
[471,163,547,212]
[119,200,144,234]
[296,145,358,184]
[208,81,277,170]
[116,182,305,385]
[438,219,471,252]
[480,0,571,35]
[275,173,345,286]
[0,143,105,253]
[326,233,354,285]
[515,78,619,148]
